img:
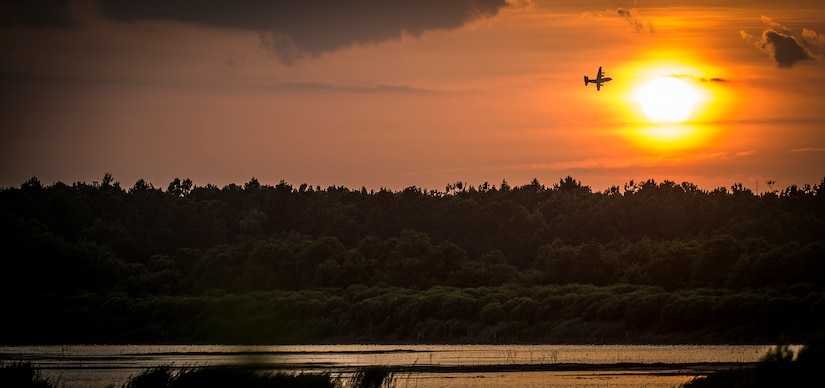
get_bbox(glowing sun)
[636,77,698,123]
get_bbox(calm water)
[0,344,786,388]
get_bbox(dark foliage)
[349,366,394,388]
[1,363,395,388]
[1,175,824,344]
[0,362,61,388]
[681,339,825,387]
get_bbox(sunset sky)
[2,0,824,193]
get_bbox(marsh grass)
[681,342,823,387]
[1,362,397,388]
[0,362,63,388]
[349,366,395,388]
[121,365,395,388]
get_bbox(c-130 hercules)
[584,66,612,91]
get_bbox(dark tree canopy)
[2,175,824,344]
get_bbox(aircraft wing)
[596,82,601,91]
[597,67,603,78]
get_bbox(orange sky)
[2,1,824,192]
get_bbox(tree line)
[7,283,821,344]
[1,174,824,343]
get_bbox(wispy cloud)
[669,74,729,83]
[801,28,825,53]
[760,15,789,32]
[790,147,825,153]
[498,151,755,172]
[615,8,654,33]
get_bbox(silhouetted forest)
[2,175,824,344]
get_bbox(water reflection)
[0,344,792,388]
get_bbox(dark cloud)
[96,0,509,64]
[0,0,80,28]
[741,17,816,68]
[743,29,814,68]
[2,1,508,64]
[615,7,653,33]
[762,30,813,67]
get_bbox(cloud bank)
[1,0,509,64]
[106,0,509,64]
[0,0,79,28]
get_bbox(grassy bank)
[4,340,823,388]
[681,340,824,387]
[0,363,396,388]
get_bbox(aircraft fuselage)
[584,67,612,91]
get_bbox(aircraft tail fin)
[584,76,589,85]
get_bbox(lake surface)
[0,344,786,388]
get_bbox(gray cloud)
[96,0,509,64]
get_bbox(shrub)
[0,362,61,388]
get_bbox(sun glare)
[635,77,698,123]
[621,64,721,150]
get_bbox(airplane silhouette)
[584,66,612,91]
